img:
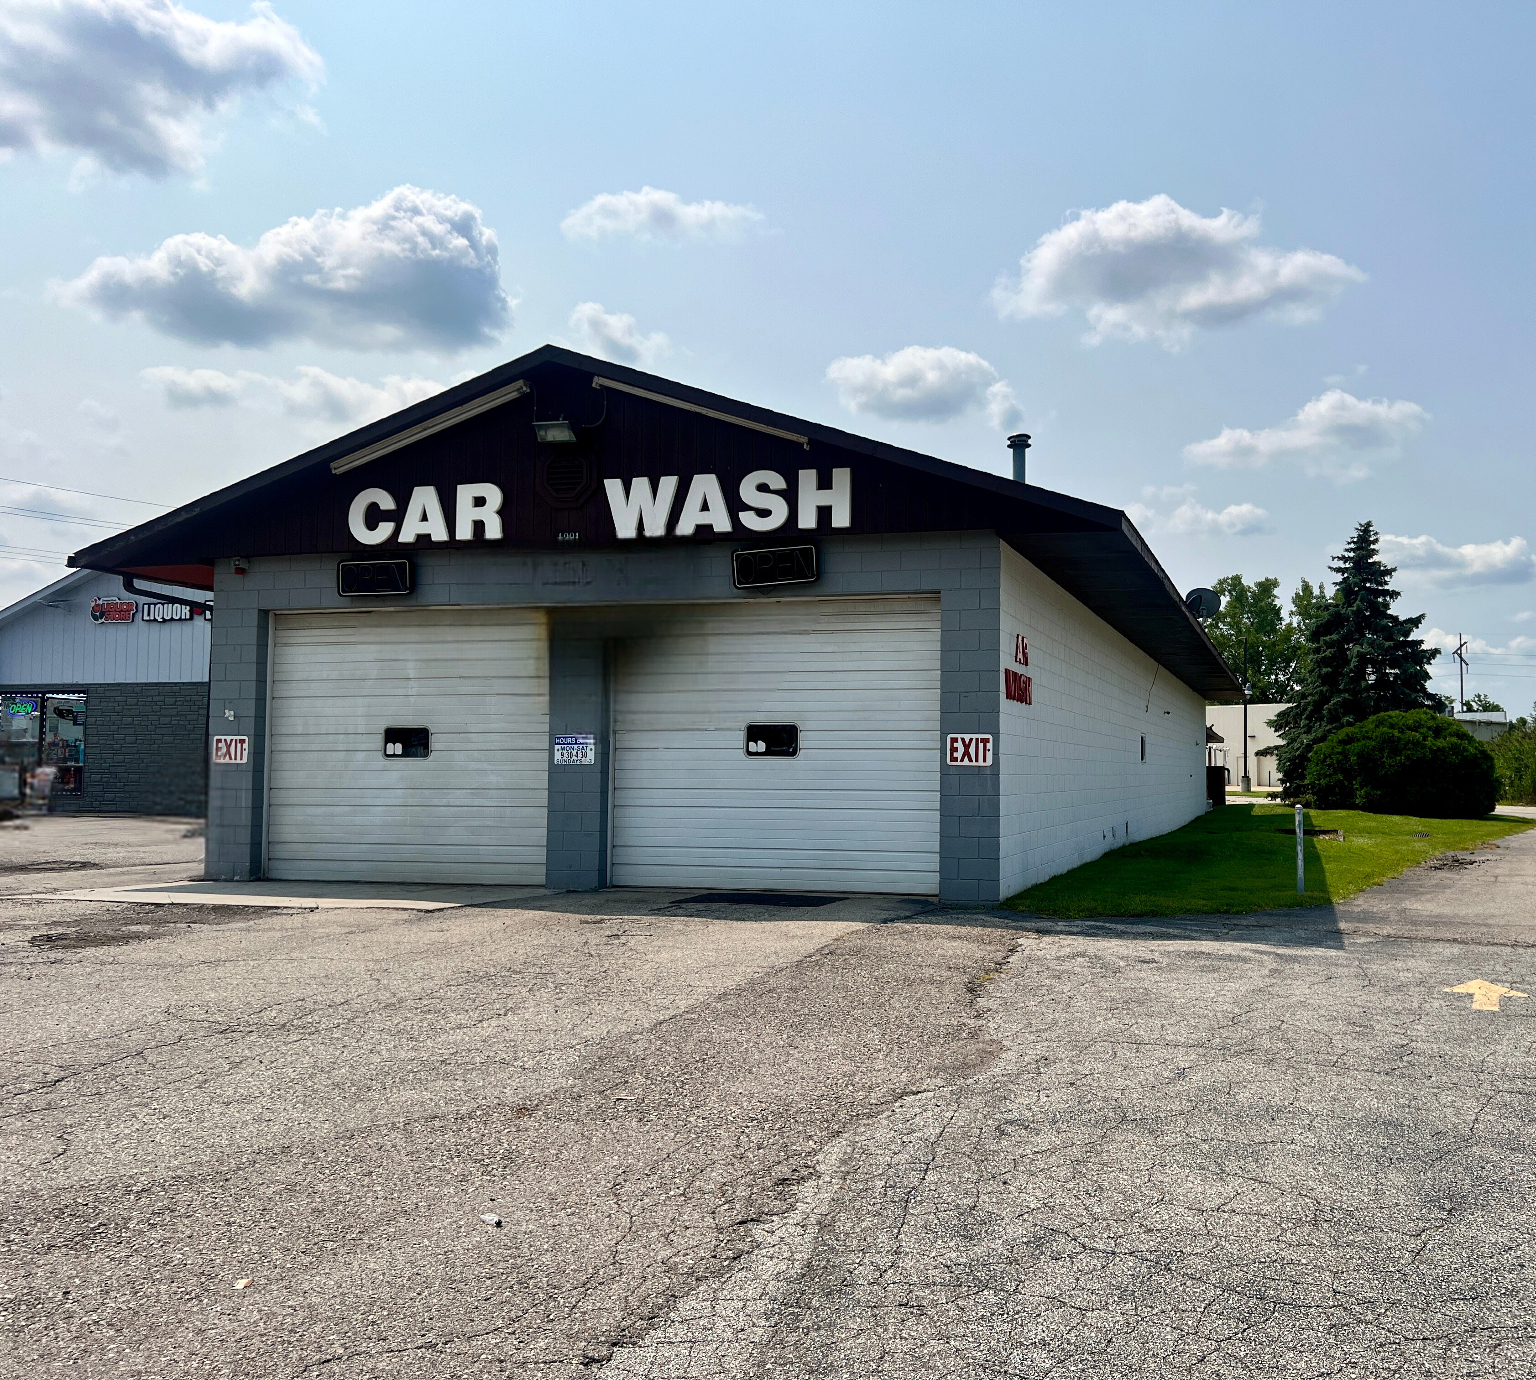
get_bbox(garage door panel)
[264,858,538,884]
[266,608,548,884]
[612,596,940,895]
[616,858,935,891]
[266,808,548,840]
[269,840,548,861]
[264,738,547,768]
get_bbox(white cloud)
[75,396,128,453]
[76,397,119,430]
[1514,611,1533,624]
[1184,389,1427,483]
[825,345,1022,428]
[1424,629,1536,657]
[993,194,1364,349]
[55,184,510,351]
[560,186,763,242]
[0,419,47,463]
[984,380,1023,431]
[1167,500,1271,537]
[1381,533,1536,589]
[143,364,242,407]
[1127,484,1271,537]
[568,302,670,368]
[0,0,323,179]
[143,364,444,427]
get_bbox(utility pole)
[1454,635,1469,712]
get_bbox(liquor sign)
[141,601,197,623]
[212,735,250,765]
[90,597,137,624]
[945,733,993,767]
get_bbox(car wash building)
[69,346,1240,903]
[0,567,211,813]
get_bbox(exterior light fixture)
[533,418,578,444]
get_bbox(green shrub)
[1306,710,1499,818]
[1490,710,1536,804]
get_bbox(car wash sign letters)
[347,469,853,547]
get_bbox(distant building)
[1455,711,1509,743]
[1205,702,1290,790]
[0,569,210,814]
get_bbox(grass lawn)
[1005,802,1534,918]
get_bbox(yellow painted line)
[1444,980,1529,1012]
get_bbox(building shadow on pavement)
[485,886,1350,949]
[990,905,1347,950]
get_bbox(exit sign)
[945,733,993,767]
[212,735,249,765]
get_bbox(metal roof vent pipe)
[1007,432,1032,484]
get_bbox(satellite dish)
[1185,587,1220,619]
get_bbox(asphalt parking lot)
[3,816,1533,1379]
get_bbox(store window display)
[0,692,86,804]
[43,695,86,796]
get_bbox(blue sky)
[2,0,1533,705]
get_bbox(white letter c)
[349,488,397,546]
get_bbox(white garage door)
[266,608,548,883]
[612,596,940,894]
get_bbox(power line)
[0,475,169,509]
[0,504,126,530]
[0,544,70,560]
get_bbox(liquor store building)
[0,567,211,814]
[71,347,1240,904]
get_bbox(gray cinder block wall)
[0,681,210,816]
[203,532,1005,901]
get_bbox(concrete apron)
[19,878,947,921]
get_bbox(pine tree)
[1273,521,1440,798]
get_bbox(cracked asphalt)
[3,816,1534,1378]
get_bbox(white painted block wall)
[999,543,1207,897]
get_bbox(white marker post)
[1295,804,1305,895]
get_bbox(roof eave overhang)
[68,345,1242,699]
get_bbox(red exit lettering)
[945,733,993,767]
[212,735,250,766]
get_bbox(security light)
[533,418,578,444]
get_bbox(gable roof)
[69,344,1241,700]
[0,568,100,631]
